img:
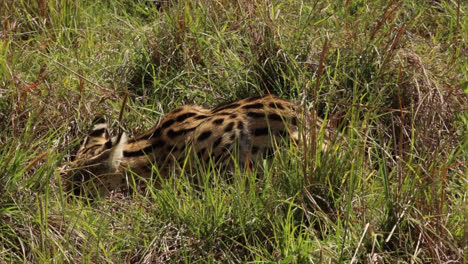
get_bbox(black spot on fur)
[194,115,209,120]
[198,131,212,141]
[213,137,222,149]
[269,113,282,121]
[247,112,265,118]
[252,146,259,154]
[213,118,224,125]
[242,103,264,109]
[105,139,113,148]
[151,128,162,138]
[230,114,237,118]
[253,127,269,136]
[230,134,236,141]
[224,122,235,132]
[161,119,175,129]
[237,121,244,129]
[176,112,197,122]
[291,117,298,126]
[152,139,165,148]
[167,127,196,139]
[269,102,285,110]
[167,129,177,139]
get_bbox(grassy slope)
[1,0,467,262]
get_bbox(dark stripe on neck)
[176,112,197,122]
[167,127,197,139]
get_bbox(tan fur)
[66,95,328,197]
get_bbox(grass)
[1,0,467,262]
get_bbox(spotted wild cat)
[64,95,329,197]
